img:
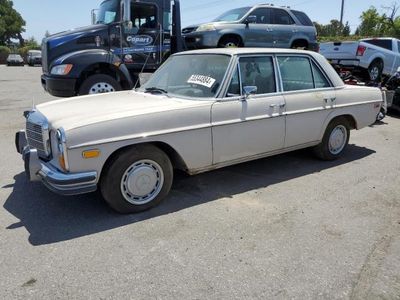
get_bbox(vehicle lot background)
[0,65,399,299]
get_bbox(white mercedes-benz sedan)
[16,48,383,213]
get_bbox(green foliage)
[0,45,11,64]
[18,37,40,60]
[314,20,351,37]
[0,0,26,46]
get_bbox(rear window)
[363,39,393,51]
[291,10,314,26]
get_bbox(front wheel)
[78,74,122,95]
[218,37,241,48]
[100,145,173,214]
[313,117,350,160]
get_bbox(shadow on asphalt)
[3,144,375,246]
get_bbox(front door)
[212,55,286,164]
[111,2,164,71]
[243,8,274,47]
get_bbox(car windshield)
[97,0,119,24]
[140,54,232,99]
[213,7,251,22]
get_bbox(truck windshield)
[97,0,119,24]
[140,54,232,99]
[213,7,251,22]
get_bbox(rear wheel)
[78,74,122,95]
[368,59,383,82]
[100,145,173,214]
[313,117,350,160]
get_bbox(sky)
[13,0,399,42]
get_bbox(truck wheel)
[368,60,383,82]
[79,74,122,95]
[100,145,173,214]
[218,36,241,48]
[313,117,350,161]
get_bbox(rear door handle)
[270,103,286,108]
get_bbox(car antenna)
[133,23,162,89]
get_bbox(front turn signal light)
[82,149,101,159]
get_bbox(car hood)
[36,90,213,132]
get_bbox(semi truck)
[41,0,183,97]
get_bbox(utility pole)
[340,0,345,27]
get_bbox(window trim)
[275,54,333,93]
[221,54,281,100]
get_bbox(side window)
[239,56,276,94]
[311,62,331,88]
[272,9,295,25]
[278,56,313,91]
[247,8,271,24]
[397,41,400,53]
[131,4,157,29]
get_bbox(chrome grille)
[26,111,51,158]
[41,41,48,73]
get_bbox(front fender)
[52,49,133,89]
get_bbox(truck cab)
[41,0,182,97]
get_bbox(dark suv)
[183,4,318,51]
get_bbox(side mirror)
[243,86,257,99]
[245,15,257,26]
[91,9,98,25]
[397,66,400,73]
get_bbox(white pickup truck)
[319,38,400,81]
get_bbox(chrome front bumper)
[15,130,98,196]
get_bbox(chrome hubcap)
[329,125,347,155]
[89,82,115,94]
[121,160,164,205]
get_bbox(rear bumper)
[41,74,77,98]
[16,130,98,196]
[327,58,361,68]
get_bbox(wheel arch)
[291,38,309,49]
[218,33,244,47]
[99,141,189,182]
[319,113,357,141]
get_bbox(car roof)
[176,48,317,56]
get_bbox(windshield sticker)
[104,11,116,24]
[187,75,216,88]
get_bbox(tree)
[0,0,26,46]
[44,30,51,38]
[313,20,349,37]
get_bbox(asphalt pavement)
[0,65,399,299]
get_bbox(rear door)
[269,8,296,48]
[276,55,336,148]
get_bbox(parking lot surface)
[0,65,399,299]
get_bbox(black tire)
[313,117,350,161]
[291,41,308,50]
[368,60,383,82]
[78,74,122,95]
[100,144,173,214]
[218,36,241,48]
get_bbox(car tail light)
[356,45,367,56]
